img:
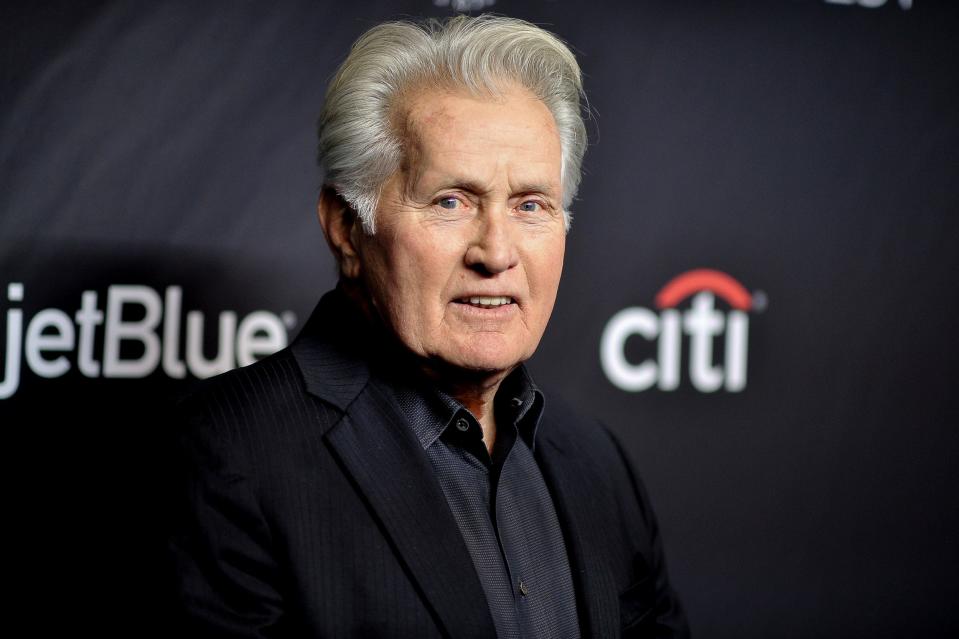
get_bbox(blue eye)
[518,201,541,212]
[438,197,459,210]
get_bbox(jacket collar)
[290,287,619,638]
[289,287,372,412]
[290,288,497,637]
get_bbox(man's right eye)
[438,197,460,210]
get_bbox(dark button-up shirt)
[375,365,581,639]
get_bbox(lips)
[455,295,515,308]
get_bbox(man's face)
[352,83,566,376]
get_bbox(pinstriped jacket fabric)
[168,288,690,638]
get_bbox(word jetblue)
[0,283,292,399]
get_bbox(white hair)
[317,14,588,234]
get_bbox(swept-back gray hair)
[317,14,587,234]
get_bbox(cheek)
[365,234,449,323]
[550,240,566,282]
[531,238,566,299]
[359,237,409,316]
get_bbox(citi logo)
[600,269,764,393]
[0,283,295,400]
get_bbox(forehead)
[395,84,563,190]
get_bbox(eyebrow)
[512,182,559,199]
[438,178,491,196]
[423,177,559,200]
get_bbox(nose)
[464,208,519,275]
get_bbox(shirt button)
[455,417,470,432]
[518,580,529,596]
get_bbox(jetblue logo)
[0,283,295,399]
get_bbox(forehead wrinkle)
[395,86,562,201]
[396,92,493,202]
[416,142,558,203]
[420,144,505,197]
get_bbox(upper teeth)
[465,296,512,307]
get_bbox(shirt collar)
[386,364,545,453]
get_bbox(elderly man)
[169,15,689,639]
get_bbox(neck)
[421,363,514,455]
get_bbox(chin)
[453,356,519,374]
[443,344,530,375]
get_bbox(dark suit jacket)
[168,288,689,638]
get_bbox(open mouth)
[455,296,515,308]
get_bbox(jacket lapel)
[324,384,497,639]
[291,290,496,638]
[536,419,620,639]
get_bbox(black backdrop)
[2,1,958,636]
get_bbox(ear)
[317,186,362,279]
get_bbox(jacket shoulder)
[171,346,346,465]
[175,346,306,424]
[538,392,622,466]
[537,391,661,533]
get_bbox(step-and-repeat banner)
[3,1,957,636]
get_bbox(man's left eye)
[518,201,542,213]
